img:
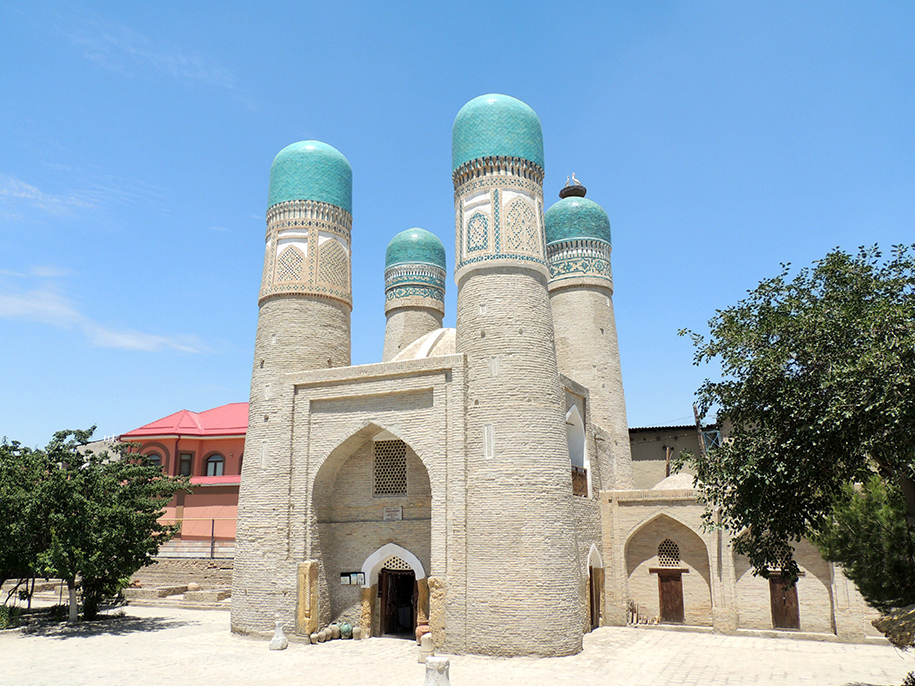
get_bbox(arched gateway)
[313,426,432,638]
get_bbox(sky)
[1,1,913,448]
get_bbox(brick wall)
[382,308,443,362]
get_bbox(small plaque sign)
[383,506,403,521]
[350,572,365,586]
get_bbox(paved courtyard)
[2,605,912,686]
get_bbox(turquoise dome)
[544,197,612,245]
[268,141,352,213]
[385,228,446,269]
[452,94,544,171]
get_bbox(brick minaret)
[545,182,632,481]
[452,94,583,656]
[382,227,446,361]
[232,140,353,635]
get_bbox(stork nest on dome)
[559,173,587,199]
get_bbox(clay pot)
[340,622,353,639]
[415,623,432,645]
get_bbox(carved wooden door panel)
[658,571,684,624]
[769,576,800,629]
[589,568,600,630]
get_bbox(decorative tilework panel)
[276,246,304,282]
[261,239,273,289]
[548,256,612,281]
[505,197,538,255]
[318,240,348,290]
[385,285,445,303]
[467,212,489,252]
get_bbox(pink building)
[120,403,247,555]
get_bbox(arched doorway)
[361,543,427,638]
[624,514,712,626]
[588,544,603,630]
[313,426,431,635]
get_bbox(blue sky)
[1,2,912,447]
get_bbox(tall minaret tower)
[452,94,583,656]
[232,141,353,634]
[544,183,631,472]
[382,227,446,361]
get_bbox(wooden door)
[658,571,684,624]
[379,570,391,635]
[769,576,800,629]
[589,568,601,631]
[379,569,416,636]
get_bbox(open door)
[378,568,417,637]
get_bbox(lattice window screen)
[658,539,680,566]
[373,440,407,496]
[381,556,411,571]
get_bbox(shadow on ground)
[23,614,192,639]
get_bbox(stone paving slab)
[1,605,912,686]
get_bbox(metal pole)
[210,518,215,559]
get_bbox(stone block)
[269,621,288,650]
[418,632,435,663]
[184,588,231,602]
[423,656,450,685]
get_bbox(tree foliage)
[0,428,188,619]
[0,440,47,589]
[816,476,915,612]
[680,245,915,610]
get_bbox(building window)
[145,452,162,468]
[205,454,225,477]
[658,539,680,567]
[179,453,193,477]
[374,440,407,497]
[566,405,588,497]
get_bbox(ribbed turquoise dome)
[452,94,544,171]
[268,141,352,213]
[544,197,612,245]
[385,228,446,269]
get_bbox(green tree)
[0,440,46,596]
[0,428,188,620]
[680,245,915,612]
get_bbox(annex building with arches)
[224,94,881,656]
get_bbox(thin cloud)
[30,265,74,278]
[0,273,207,354]
[0,174,96,215]
[0,170,168,221]
[65,19,253,106]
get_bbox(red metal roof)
[120,403,249,439]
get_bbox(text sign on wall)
[383,506,403,521]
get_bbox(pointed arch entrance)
[360,543,427,637]
[587,544,603,630]
[313,424,431,637]
[624,514,712,626]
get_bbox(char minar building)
[230,95,878,655]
